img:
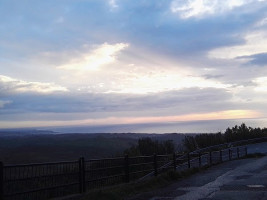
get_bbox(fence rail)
[1,137,264,200]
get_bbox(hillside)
[0,130,186,164]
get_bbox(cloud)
[255,16,267,27]
[105,72,232,94]
[0,85,266,130]
[253,77,267,92]
[0,75,68,94]
[111,0,266,57]
[238,53,267,66]
[108,0,118,9]
[1,0,265,64]
[0,109,261,129]
[48,43,233,94]
[203,74,224,79]
[209,31,267,59]
[58,43,129,71]
[0,88,236,116]
[1,0,267,131]
[0,100,11,108]
[170,0,262,19]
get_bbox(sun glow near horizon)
[0,109,262,129]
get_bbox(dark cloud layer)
[0,87,234,117]
[239,53,267,66]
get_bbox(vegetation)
[243,152,266,158]
[0,133,137,164]
[183,123,267,151]
[1,124,265,200]
[0,131,185,164]
[81,168,200,200]
[124,137,175,156]
[1,123,265,164]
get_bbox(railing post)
[187,153,190,169]
[154,154,158,176]
[82,158,86,192]
[0,162,3,200]
[237,147,240,158]
[209,151,212,165]
[198,152,201,168]
[79,157,85,193]
[220,150,222,163]
[245,146,248,157]
[173,153,177,171]
[229,149,231,160]
[124,155,130,183]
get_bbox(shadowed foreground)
[129,155,267,200]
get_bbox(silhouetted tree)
[183,123,267,152]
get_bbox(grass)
[244,153,266,158]
[81,168,200,200]
[81,154,266,200]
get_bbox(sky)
[0,0,267,133]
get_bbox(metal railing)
[0,154,173,200]
[138,146,247,181]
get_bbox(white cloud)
[208,31,267,59]
[171,0,216,18]
[104,69,231,94]
[58,43,129,71]
[170,0,259,19]
[253,77,267,92]
[108,0,118,8]
[0,75,68,94]
[56,46,232,94]
[255,17,267,27]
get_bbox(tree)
[182,123,267,152]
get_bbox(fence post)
[154,154,158,176]
[0,162,3,200]
[173,153,177,171]
[124,155,130,183]
[229,149,231,160]
[220,150,222,163]
[237,147,240,158]
[82,158,86,192]
[187,153,190,169]
[209,151,212,165]
[198,152,201,168]
[79,157,85,193]
[245,146,248,157]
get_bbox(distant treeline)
[184,123,267,151]
[124,137,175,156]
[1,124,265,164]
[0,132,184,164]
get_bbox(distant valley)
[0,129,186,164]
